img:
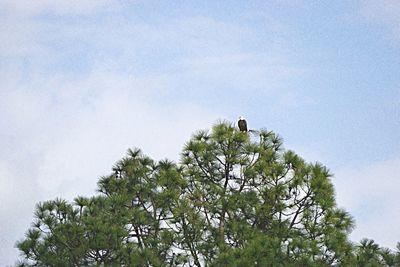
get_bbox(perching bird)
[238,116,248,132]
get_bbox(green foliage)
[350,239,400,267]
[16,122,400,266]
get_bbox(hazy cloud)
[359,0,400,44]
[335,158,400,248]
[0,0,115,16]
[0,68,221,264]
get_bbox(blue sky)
[1,1,399,265]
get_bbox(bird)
[238,116,248,132]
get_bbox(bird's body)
[238,116,248,132]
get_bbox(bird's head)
[239,116,245,120]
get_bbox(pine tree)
[16,122,399,266]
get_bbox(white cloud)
[0,0,115,16]
[0,0,121,58]
[334,158,400,249]
[0,156,43,266]
[175,52,304,93]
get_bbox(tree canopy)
[16,122,400,266]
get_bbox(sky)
[0,0,399,265]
